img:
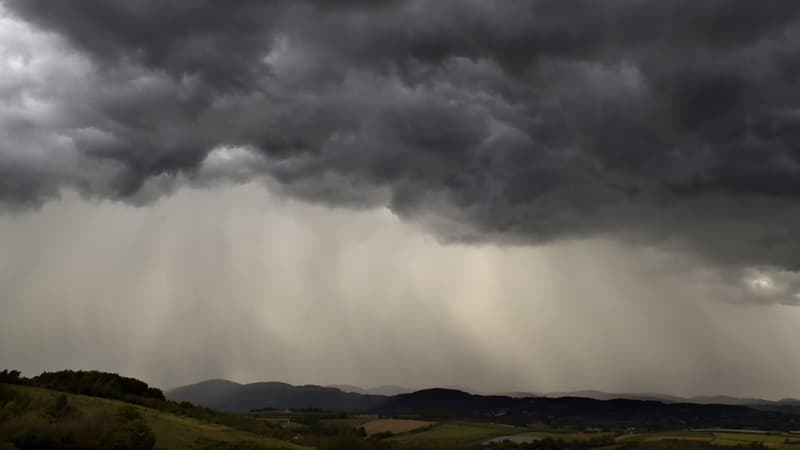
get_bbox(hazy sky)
[1,1,800,398]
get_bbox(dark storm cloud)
[2,0,400,87]
[4,0,800,276]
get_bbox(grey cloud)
[3,0,800,290]
[3,0,284,90]
[2,0,401,89]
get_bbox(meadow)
[0,383,306,450]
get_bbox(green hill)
[0,383,307,450]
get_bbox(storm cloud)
[3,0,800,301]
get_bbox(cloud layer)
[2,0,800,298]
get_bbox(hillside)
[0,383,306,450]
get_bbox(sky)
[0,0,800,398]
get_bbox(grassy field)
[517,430,614,441]
[361,419,436,436]
[382,419,800,449]
[387,421,519,445]
[0,383,307,450]
[618,429,800,448]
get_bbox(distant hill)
[544,390,800,407]
[376,388,516,415]
[544,390,687,403]
[327,384,411,396]
[167,379,245,408]
[374,389,800,429]
[689,395,771,406]
[167,381,800,430]
[169,380,385,413]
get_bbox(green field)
[384,421,617,448]
[382,420,800,449]
[617,429,800,449]
[387,421,518,444]
[0,383,306,450]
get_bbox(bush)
[46,394,76,419]
[0,370,23,385]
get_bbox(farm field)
[387,421,535,447]
[381,420,800,449]
[361,418,436,436]
[610,429,800,449]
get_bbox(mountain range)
[166,380,800,430]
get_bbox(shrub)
[46,394,75,419]
[32,370,164,402]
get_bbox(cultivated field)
[387,421,520,445]
[361,418,436,436]
[619,429,800,448]
[384,420,800,449]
